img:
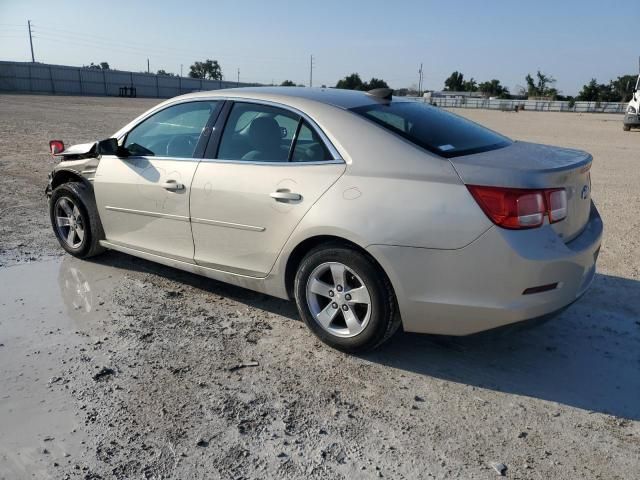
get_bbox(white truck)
[623,74,640,131]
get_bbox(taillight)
[546,189,567,223]
[49,140,65,155]
[467,185,567,229]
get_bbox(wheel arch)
[283,234,397,303]
[51,168,93,191]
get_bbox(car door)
[190,101,346,277]
[94,100,221,262]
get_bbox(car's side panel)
[94,155,199,263]
[190,161,346,276]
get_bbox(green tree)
[335,74,390,91]
[84,62,110,70]
[525,70,556,98]
[462,77,477,92]
[189,59,222,80]
[336,73,365,90]
[611,75,637,102]
[280,80,296,86]
[577,78,627,102]
[478,79,509,98]
[366,77,389,90]
[157,69,176,77]
[444,71,465,91]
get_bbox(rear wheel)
[49,182,106,258]
[294,244,400,352]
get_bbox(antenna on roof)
[366,88,393,100]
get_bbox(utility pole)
[237,68,240,87]
[418,63,423,96]
[180,64,183,77]
[147,58,150,74]
[27,20,35,62]
[309,55,314,88]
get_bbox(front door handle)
[270,190,302,202]
[161,180,185,191]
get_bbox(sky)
[0,0,636,96]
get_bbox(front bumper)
[624,113,640,127]
[368,203,603,335]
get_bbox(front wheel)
[49,182,106,258]
[294,244,400,352]
[623,124,631,132]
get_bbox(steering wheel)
[166,135,197,157]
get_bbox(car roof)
[174,86,393,110]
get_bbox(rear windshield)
[350,101,511,158]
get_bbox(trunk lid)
[449,141,592,242]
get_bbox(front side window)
[350,101,511,158]
[218,103,300,162]
[124,101,219,158]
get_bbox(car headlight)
[628,105,637,114]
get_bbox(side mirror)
[97,138,127,157]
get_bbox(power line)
[32,24,301,65]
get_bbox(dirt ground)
[0,94,638,479]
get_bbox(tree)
[462,77,477,92]
[335,73,390,91]
[84,62,110,70]
[478,79,509,98]
[336,73,365,90]
[577,79,601,102]
[611,75,637,102]
[525,70,556,98]
[576,77,632,103]
[444,71,465,91]
[280,80,296,86]
[366,77,389,90]
[188,59,222,80]
[157,69,176,77]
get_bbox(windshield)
[350,101,511,158]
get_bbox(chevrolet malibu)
[46,87,603,352]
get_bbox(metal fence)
[406,96,628,114]
[0,61,259,98]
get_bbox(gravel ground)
[0,94,638,479]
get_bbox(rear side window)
[350,102,511,158]
[291,121,332,162]
[217,103,300,162]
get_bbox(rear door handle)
[161,180,185,191]
[270,190,302,202]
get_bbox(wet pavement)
[0,259,115,478]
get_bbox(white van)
[623,75,640,131]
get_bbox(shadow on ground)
[76,252,640,420]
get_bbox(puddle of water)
[0,258,117,479]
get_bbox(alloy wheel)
[54,197,85,249]
[305,261,372,338]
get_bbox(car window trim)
[287,119,304,162]
[201,98,344,164]
[118,100,223,161]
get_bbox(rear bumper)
[368,202,603,335]
[624,113,640,127]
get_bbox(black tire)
[294,243,400,352]
[49,182,106,258]
[623,124,631,132]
